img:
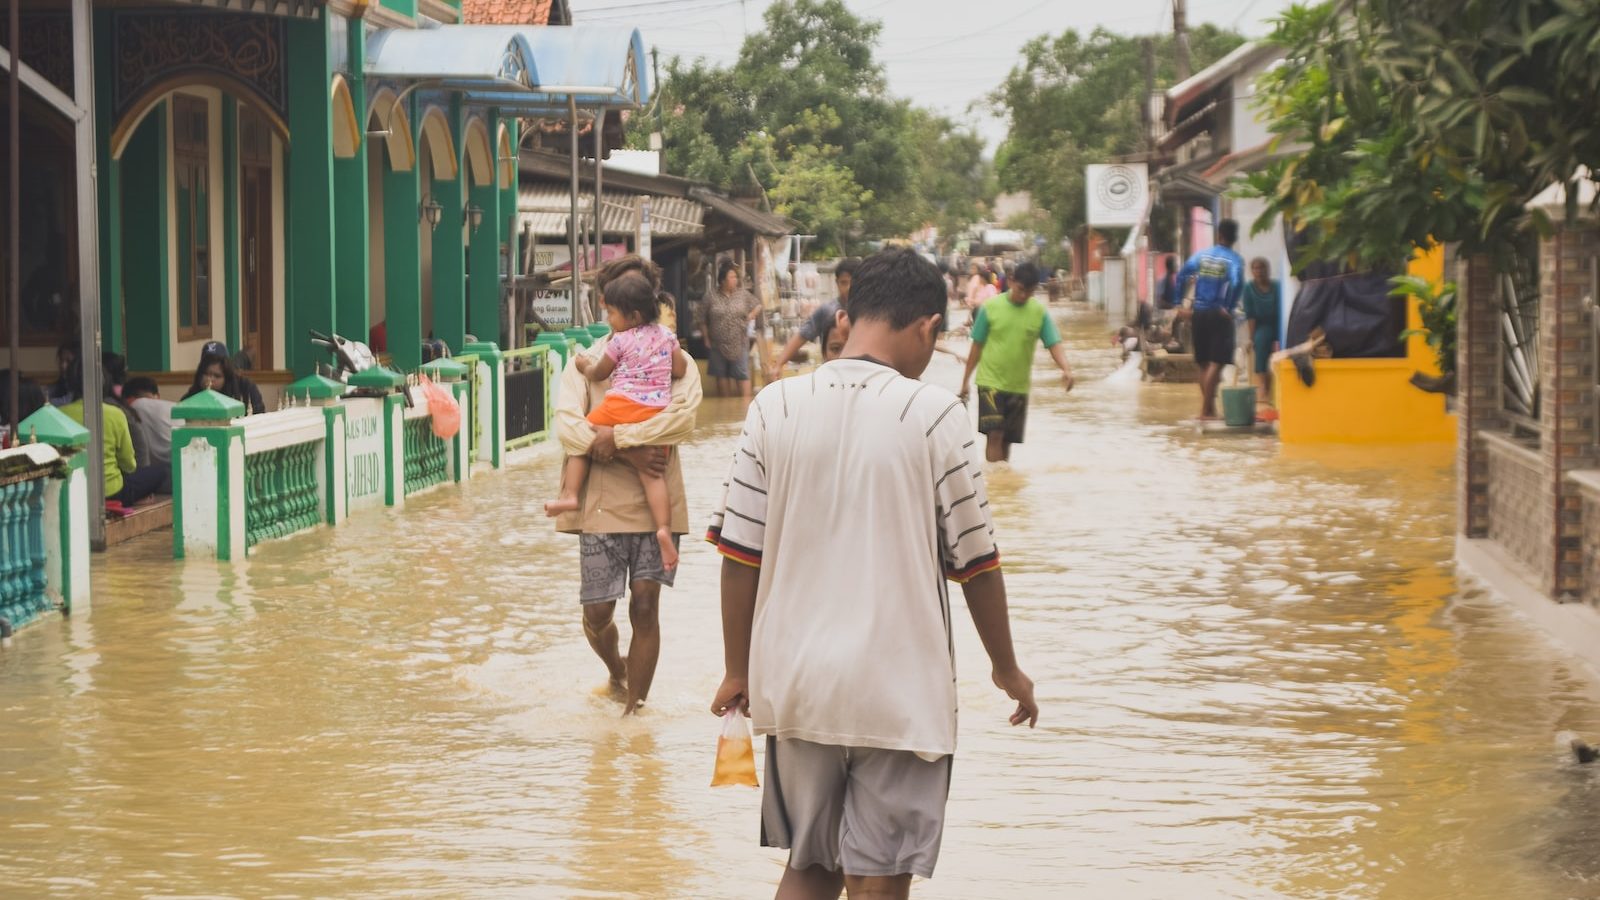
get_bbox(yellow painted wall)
[1276,246,1457,445]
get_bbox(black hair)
[124,376,160,398]
[597,253,663,293]
[1013,261,1040,289]
[605,272,661,326]
[717,259,740,288]
[847,248,946,330]
[101,352,129,388]
[1164,254,1178,272]
[835,257,861,278]
[56,340,76,362]
[1218,219,1240,245]
[64,357,86,402]
[188,349,242,400]
[0,370,46,424]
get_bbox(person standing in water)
[1241,257,1281,410]
[710,248,1037,900]
[1176,219,1246,420]
[957,261,1075,463]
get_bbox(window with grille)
[173,94,212,341]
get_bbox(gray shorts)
[578,533,679,604]
[707,345,750,381]
[760,736,952,879]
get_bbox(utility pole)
[1142,36,1156,155]
[1173,0,1191,81]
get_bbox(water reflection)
[0,308,1598,898]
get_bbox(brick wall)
[1540,225,1600,597]
[1484,434,1554,589]
[1457,253,1502,538]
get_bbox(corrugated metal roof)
[518,185,703,237]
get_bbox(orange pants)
[587,393,666,426]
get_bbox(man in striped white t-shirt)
[709,249,1039,899]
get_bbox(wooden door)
[239,110,273,369]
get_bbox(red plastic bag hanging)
[711,709,760,787]
[419,374,461,440]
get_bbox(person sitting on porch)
[60,358,166,507]
[123,377,175,489]
[183,342,266,415]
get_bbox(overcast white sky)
[570,0,1297,151]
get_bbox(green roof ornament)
[347,365,406,393]
[171,389,247,424]
[19,404,89,449]
[286,373,347,403]
[420,357,469,382]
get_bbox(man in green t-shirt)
[957,262,1075,462]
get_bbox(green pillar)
[285,13,338,376]
[222,97,241,352]
[383,132,422,371]
[121,105,169,372]
[335,19,370,343]
[92,9,123,355]
[431,99,466,355]
[468,176,500,345]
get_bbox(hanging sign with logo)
[1085,163,1149,228]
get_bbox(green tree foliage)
[990,26,1244,238]
[631,0,990,253]
[1244,0,1600,272]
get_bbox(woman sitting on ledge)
[182,341,266,416]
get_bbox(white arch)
[418,105,458,181]
[365,86,415,172]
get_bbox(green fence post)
[287,374,348,525]
[422,357,471,483]
[21,406,90,613]
[349,366,407,506]
[462,341,504,469]
[170,390,248,561]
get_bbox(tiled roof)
[461,0,556,25]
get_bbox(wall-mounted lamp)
[466,203,485,236]
[420,195,443,231]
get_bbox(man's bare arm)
[961,568,1038,727]
[711,558,760,715]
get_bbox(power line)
[578,0,741,21]
[573,0,737,12]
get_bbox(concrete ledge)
[1568,468,1600,498]
[1458,536,1600,680]
[106,498,174,547]
[1478,429,1543,469]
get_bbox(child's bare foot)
[656,527,678,571]
[545,496,579,517]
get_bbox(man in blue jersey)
[1177,219,1246,420]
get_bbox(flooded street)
[6,308,1600,898]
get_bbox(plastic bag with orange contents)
[711,709,760,787]
[418,374,461,440]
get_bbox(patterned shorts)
[578,532,679,604]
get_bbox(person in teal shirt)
[957,262,1075,462]
[1241,257,1281,407]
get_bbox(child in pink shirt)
[546,273,687,568]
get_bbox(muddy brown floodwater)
[4,309,1600,899]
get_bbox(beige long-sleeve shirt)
[554,336,702,535]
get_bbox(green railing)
[244,442,321,547]
[403,415,449,495]
[0,474,48,630]
[503,345,554,452]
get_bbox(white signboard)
[531,290,575,327]
[532,244,570,273]
[344,398,386,512]
[1086,163,1149,228]
[637,196,652,261]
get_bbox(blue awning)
[366,24,649,115]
